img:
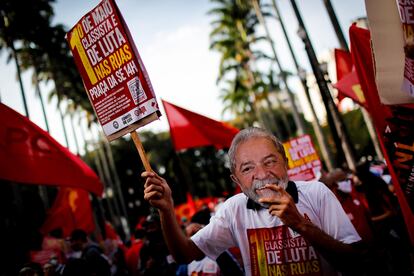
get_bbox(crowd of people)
[19,209,243,276]
[19,127,413,275]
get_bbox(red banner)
[66,0,161,141]
[41,188,95,238]
[0,103,103,196]
[162,100,239,151]
[334,49,353,82]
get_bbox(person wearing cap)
[142,127,364,276]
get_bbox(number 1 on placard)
[69,24,98,85]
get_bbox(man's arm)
[260,184,366,271]
[142,171,205,263]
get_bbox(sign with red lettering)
[66,0,161,141]
[283,135,322,181]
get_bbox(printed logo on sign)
[113,121,119,129]
[127,77,146,105]
[122,114,132,125]
[134,105,147,117]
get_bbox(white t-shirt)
[191,181,361,276]
[187,256,220,276]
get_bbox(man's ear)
[231,175,244,193]
[230,174,239,185]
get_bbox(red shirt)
[125,239,144,275]
[336,191,374,243]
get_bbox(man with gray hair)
[142,127,363,276]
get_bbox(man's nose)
[254,163,269,179]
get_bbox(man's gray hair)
[228,127,287,174]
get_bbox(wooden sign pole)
[130,130,152,172]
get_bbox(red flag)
[162,100,239,151]
[335,48,353,81]
[333,71,367,107]
[334,48,362,104]
[349,25,391,126]
[40,188,95,238]
[0,103,103,196]
[350,24,414,245]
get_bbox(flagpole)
[322,0,349,52]
[94,129,123,221]
[322,7,384,162]
[87,127,116,226]
[100,132,130,238]
[32,68,51,208]
[34,70,50,133]
[130,131,152,172]
[93,125,131,239]
[289,0,357,170]
[252,0,306,136]
[69,112,81,155]
[79,119,109,240]
[271,0,334,171]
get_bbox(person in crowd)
[18,263,43,276]
[142,127,366,276]
[63,229,111,276]
[185,222,220,276]
[125,226,145,276]
[138,213,177,275]
[42,262,57,276]
[322,168,392,276]
[355,162,413,275]
[323,168,374,243]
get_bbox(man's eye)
[264,159,277,167]
[241,166,254,174]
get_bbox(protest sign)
[365,0,414,104]
[283,135,322,181]
[66,0,161,143]
[397,0,414,98]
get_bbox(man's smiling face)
[231,137,289,207]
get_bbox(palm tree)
[1,0,57,116]
[18,45,51,132]
[251,0,306,136]
[0,12,28,117]
[265,69,294,138]
[271,0,334,170]
[209,0,268,127]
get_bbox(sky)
[0,0,367,154]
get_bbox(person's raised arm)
[141,171,204,263]
[259,184,366,271]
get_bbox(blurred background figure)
[138,213,176,276]
[325,168,374,243]
[185,223,220,276]
[64,229,111,276]
[125,220,146,276]
[18,263,43,276]
[322,163,413,275]
[354,162,413,275]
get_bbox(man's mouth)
[256,186,275,198]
